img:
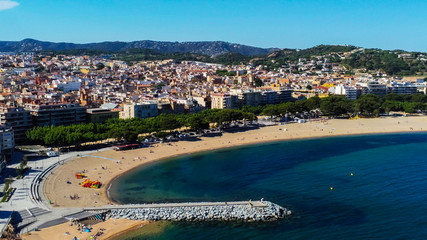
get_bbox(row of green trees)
[26,93,427,147]
[26,109,256,147]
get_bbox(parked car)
[47,151,57,157]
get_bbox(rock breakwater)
[104,201,290,222]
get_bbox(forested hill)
[251,45,427,76]
[0,39,273,56]
[38,48,254,66]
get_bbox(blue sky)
[1,0,426,51]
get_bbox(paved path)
[0,146,113,234]
[81,154,117,161]
[85,201,268,210]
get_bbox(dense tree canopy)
[26,109,256,147]
[342,50,427,76]
[320,95,353,117]
[354,94,383,116]
[215,70,236,76]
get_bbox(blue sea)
[109,133,427,239]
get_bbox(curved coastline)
[105,130,425,204]
[103,131,427,240]
[44,116,427,208]
[30,116,427,240]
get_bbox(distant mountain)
[0,39,274,56]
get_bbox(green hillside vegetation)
[341,49,427,76]
[212,53,253,65]
[251,45,356,69]
[268,45,356,62]
[39,45,427,76]
[38,48,253,66]
[39,49,113,56]
[115,48,210,63]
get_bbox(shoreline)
[22,218,149,240]
[32,116,427,240]
[44,116,427,209]
[104,128,427,205]
[103,220,149,240]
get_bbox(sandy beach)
[44,116,427,208]
[30,116,427,240]
[21,218,148,240]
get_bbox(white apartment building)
[121,101,158,119]
[390,82,418,95]
[333,84,360,100]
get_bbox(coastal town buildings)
[232,90,262,107]
[0,51,426,145]
[332,84,361,100]
[390,83,418,95]
[121,102,158,119]
[25,103,86,127]
[0,125,14,164]
[0,106,32,142]
[211,93,233,109]
[366,82,388,97]
[86,108,119,123]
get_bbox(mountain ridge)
[0,39,276,56]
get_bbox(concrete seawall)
[85,201,291,222]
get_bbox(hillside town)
[0,51,426,167]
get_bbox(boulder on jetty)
[105,201,289,222]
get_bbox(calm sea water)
[109,133,427,239]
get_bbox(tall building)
[121,101,158,119]
[213,89,293,109]
[86,108,119,123]
[236,90,263,107]
[390,83,418,95]
[277,89,294,103]
[367,82,388,97]
[0,106,32,143]
[261,91,280,105]
[345,87,362,100]
[0,125,14,163]
[192,96,211,109]
[260,89,293,105]
[333,84,361,100]
[211,93,233,109]
[25,103,86,127]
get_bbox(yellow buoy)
[330,187,333,190]
[351,173,353,176]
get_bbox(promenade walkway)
[81,154,117,161]
[0,146,113,234]
[85,201,268,211]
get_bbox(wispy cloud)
[0,0,19,10]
